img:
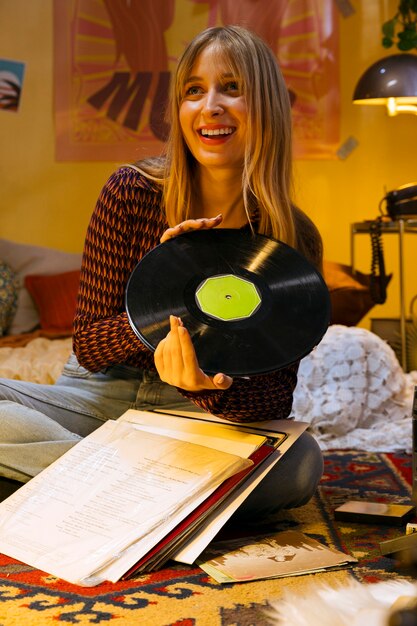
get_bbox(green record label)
[195,274,261,321]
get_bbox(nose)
[203,88,224,117]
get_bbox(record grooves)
[125,229,330,376]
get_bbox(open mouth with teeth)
[199,127,236,137]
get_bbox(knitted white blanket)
[292,325,417,452]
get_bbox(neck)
[193,168,248,228]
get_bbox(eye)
[184,84,203,97]
[223,80,241,94]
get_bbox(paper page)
[154,408,301,438]
[95,471,232,582]
[0,420,251,586]
[87,477,225,583]
[119,409,267,457]
[171,420,308,564]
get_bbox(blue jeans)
[0,353,323,517]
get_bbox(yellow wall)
[1,0,416,326]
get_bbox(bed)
[0,237,79,383]
[1,237,416,453]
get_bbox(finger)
[155,318,184,382]
[154,337,167,378]
[191,215,223,231]
[177,322,200,373]
[175,320,213,389]
[160,227,178,243]
[160,225,186,243]
[175,321,230,390]
[212,372,233,390]
[160,215,222,243]
[167,315,186,373]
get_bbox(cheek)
[179,107,187,138]
[179,103,195,136]
[179,106,196,155]
[237,103,248,126]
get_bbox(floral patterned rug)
[0,450,414,625]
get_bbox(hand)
[154,315,233,392]
[160,214,223,243]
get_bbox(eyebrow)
[184,72,237,83]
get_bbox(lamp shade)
[353,53,417,106]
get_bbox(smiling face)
[179,44,248,174]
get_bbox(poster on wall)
[0,59,25,113]
[54,0,340,162]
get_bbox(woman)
[0,26,324,518]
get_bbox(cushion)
[0,239,82,334]
[0,262,18,336]
[24,270,81,333]
[323,260,391,326]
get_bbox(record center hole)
[225,294,232,299]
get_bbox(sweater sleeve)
[179,363,299,423]
[73,167,165,371]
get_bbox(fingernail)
[217,374,224,384]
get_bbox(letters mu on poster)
[54,0,340,161]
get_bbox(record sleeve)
[125,229,330,376]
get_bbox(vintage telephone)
[382,183,417,220]
[367,183,417,305]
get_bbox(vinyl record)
[125,229,330,376]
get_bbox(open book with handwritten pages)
[0,409,307,586]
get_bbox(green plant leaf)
[382,19,396,37]
[398,39,415,49]
[381,2,417,50]
[398,28,417,39]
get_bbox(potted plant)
[382,0,417,50]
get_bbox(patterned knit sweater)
[73,166,322,423]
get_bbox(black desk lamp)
[353,53,417,116]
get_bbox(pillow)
[0,239,82,334]
[323,260,391,326]
[24,270,81,333]
[0,262,18,335]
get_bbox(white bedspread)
[0,337,72,385]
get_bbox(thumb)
[212,373,233,390]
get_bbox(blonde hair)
[140,25,296,247]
